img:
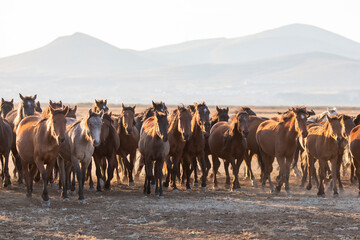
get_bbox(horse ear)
[105,99,107,105]
[88,109,93,116]
[216,106,220,111]
[59,100,62,106]
[19,93,24,100]
[109,112,112,117]
[132,105,136,110]
[152,101,156,107]
[63,106,69,116]
[73,105,77,112]
[49,100,53,105]
[226,107,229,113]
[11,99,13,104]
[122,103,125,108]
[32,94,37,100]
[1,98,4,103]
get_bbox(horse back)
[349,125,360,160]
[15,116,40,163]
[256,120,279,157]
[247,116,265,153]
[306,126,338,159]
[208,122,229,156]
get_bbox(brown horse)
[182,102,210,190]
[135,101,168,176]
[164,106,192,191]
[6,93,37,184]
[209,110,249,190]
[41,100,63,118]
[1,98,14,118]
[349,124,360,196]
[139,110,169,198]
[93,112,120,191]
[116,104,139,186]
[305,114,345,197]
[16,106,68,206]
[92,99,109,113]
[256,107,308,194]
[0,114,13,187]
[65,105,77,119]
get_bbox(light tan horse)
[256,107,308,194]
[305,114,346,197]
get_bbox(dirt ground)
[1,105,360,239]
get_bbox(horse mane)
[238,106,256,116]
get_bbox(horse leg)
[163,156,171,188]
[300,152,308,187]
[230,157,241,191]
[211,155,220,189]
[21,160,32,197]
[87,160,94,190]
[105,153,115,190]
[192,157,199,187]
[336,155,344,192]
[204,153,211,177]
[183,155,192,191]
[13,150,23,185]
[275,157,286,193]
[158,158,165,198]
[224,160,231,187]
[353,157,360,196]
[198,154,208,189]
[128,151,136,186]
[34,157,50,205]
[244,152,256,186]
[57,156,68,200]
[144,157,152,194]
[93,154,103,192]
[291,141,302,178]
[317,160,326,197]
[284,156,292,195]
[3,152,11,187]
[136,155,145,179]
[331,158,339,197]
[306,155,315,190]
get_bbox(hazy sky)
[1,0,359,58]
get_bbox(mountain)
[143,24,360,65]
[0,24,360,105]
[0,32,165,76]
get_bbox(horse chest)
[75,144,94,161]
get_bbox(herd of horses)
[1,94,360,206]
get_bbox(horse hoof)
[251,180,257,187]
[89,187,95,192]
[213,185,218,190]
[18,183,25,187]
[201,187,207,191]
[317,193,325,198]
[26,193,32,198]
[41,199,51,207]
[231,188,241,192]
[50,183,57,188]
[194,182,199,187]
[334,193,339,198]
[70,190,76,196]
[158,195,165,199]
[306,185,312,191]
[186,188,192,192]
[78,199,86,204]
[172,189,179,193]
[163,186,168,190]
[151,184,155,190]
[224,184,231,189]
[286,190,291,196]
[99,179,105,188]
[128,182,135,187]
[63,198,69,202]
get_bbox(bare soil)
[1,106,360,239]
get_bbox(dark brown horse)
[65,105,77,119]
[182,102,210,190]
[116,104,139,186]
[256,107,308,194]
[92,99,109,113]
[209,110,249,190]
[6,93,37,184]
[139,110,169,198]
[349,123,360,196]
[41,100,63,118]
[93,112,120,191]
[305,114,345,197]
[1,98,14,118]
[16,106,68,206]
[135,101,168,176]
[210,106,229,128]
[164,106,192,191]
[0,114,13,187]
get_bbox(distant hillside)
[0,24,360,105]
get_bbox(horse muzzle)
[162,136,168,142]
[302,131,308,138]
[93,140,101,147]
[336,136,343,143]
[182,133,190,141]
[243,130,249,137]
[126,127,132,134]
[58,136,65,144]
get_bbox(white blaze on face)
[160,108,164,112]
[27,101,31,107]
[301,114,306,120]
[204,108,207,113]
[103,106,106,110]
[89,117,103,143]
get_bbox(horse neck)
[169,114,180,135]
[229,119,241,137]
[0,118,5,137]
[282,114,298,139]
[191,113,202,139]
[80,118,91,142]
[323,121,333,138]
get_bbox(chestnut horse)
[349,123,360,196]
[139,110,169,198]
[305,114,345,197]
[6,93,37,184]
[1,98,14,118]
[16,106,68,206]
[93,112,120,191]
[256,107,308,194]
[116,104,139,186]
[59,109,103,202]
[182,102,210,190]
[41,100,63,118]
[209,110,249,190]
[164,106,192,191]
[0,114,13,187]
